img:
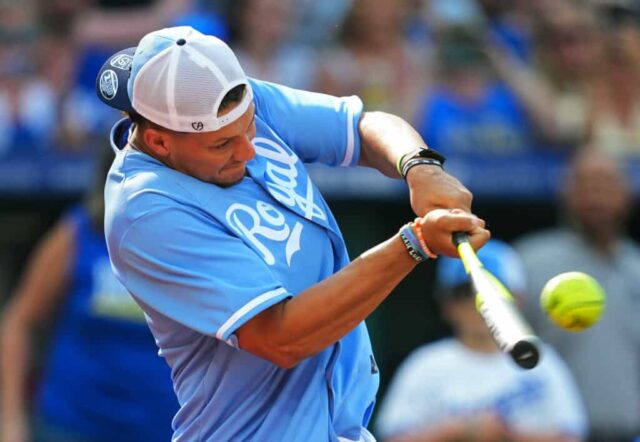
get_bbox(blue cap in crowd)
[436,239,527,297]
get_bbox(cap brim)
[96,47,136,113]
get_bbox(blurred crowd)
[3,0,640,167]
[1,0,640,441]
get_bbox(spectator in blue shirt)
[0,149,178,442]
[415,26,536,158]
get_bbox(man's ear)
[143,128,172,158]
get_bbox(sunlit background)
[1,0,640,437]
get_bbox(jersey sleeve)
[250,78,363,167]
[114,204,291,344]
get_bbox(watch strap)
[401,158,444,178]
[397,147,446,178]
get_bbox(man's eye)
[212,140,230,149]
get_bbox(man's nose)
[234,135,256,161]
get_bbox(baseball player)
[96,26,489,441]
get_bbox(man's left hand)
[406,165,473,216]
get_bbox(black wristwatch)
[397,147,446,179]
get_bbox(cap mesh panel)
[132,31,250,131]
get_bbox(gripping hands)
[412,209,490,258]
[402,163,489,257]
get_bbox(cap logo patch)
[192,121,204,131]
[99,70,118,101]
[110,54,133,71]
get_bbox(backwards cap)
[96,26,253,133]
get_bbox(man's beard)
[214,169,248,188]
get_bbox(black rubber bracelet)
[401,158,443,178]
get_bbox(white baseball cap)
[96,26,253,133]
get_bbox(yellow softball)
[540,272,606,332]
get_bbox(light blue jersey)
[105,79,379,441]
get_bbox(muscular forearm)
[238,234,417,367]
[238,209,488,367]
[236,112,488,366]
[358,111,427,178]
[357,111,472,218]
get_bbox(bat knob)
[510,338,541,369]
[452,232,468,247]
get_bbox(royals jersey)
[104,79,379,441]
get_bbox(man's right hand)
[417,208,490,258]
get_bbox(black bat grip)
[452,231,469,247]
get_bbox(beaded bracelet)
[410,220,438,259]
[399,224,427,263]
